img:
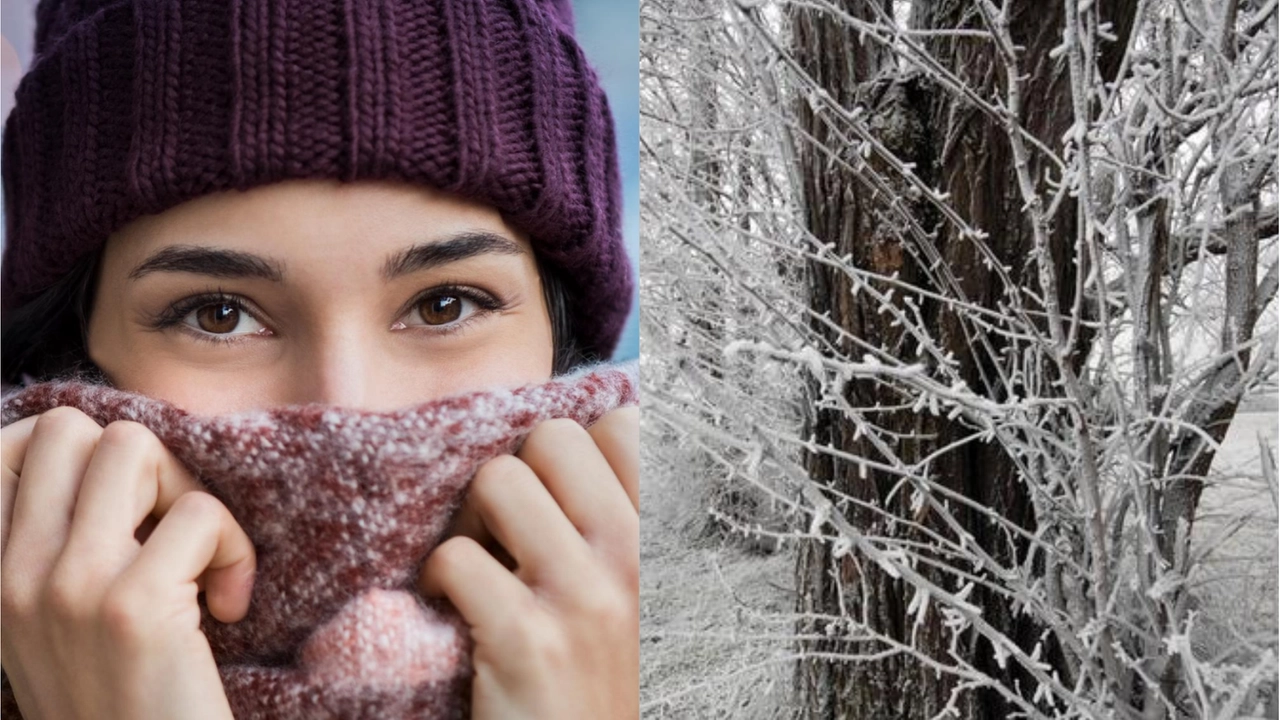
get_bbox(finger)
[418,535,534,634]
[61,421,205,579]
[517,418,635,542]
[1,415,40,557]
[466,454,587,581]
[0,415,40,654]
[113,491,256,623]
[587,406,640,512]
[4,409,102,577]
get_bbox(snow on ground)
[639,444,796,719]
[1190,400,1278,660]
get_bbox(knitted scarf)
[0,363,638,719]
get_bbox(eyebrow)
[128,245,285,281]
[127,231,523,283]
[380,231,524,280]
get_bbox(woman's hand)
[419,406,639,720]
[1,408,257,720]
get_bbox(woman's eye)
[184,302,266,335]
[415,294,469,326]
[394,289,499,332]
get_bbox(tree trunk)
[791,1,1096,716]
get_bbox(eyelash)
[394,284,508,336]
[147,285,508,346]
[147,290,259,346]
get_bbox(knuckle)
[592,409,640,453]
[42,569,89,622]
[528,417,588,447]
[432,536,471,564]
[473,454,529,490]
[576,584,635,628]
[33,406,101,439]
[589,523,640,587]
[510,618,571,668]
[597,406,640,434]
[428,536,480,576]
[1,577,39,620]
[169,490,224,521]
[99,420,161,453]
[99,584,153,645]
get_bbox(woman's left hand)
[417,406,639,720]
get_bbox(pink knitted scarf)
[0,364,637,719]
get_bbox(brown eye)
[174,295,268,339]
[195,303,241,333]
[417,295,463,325]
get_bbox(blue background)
[571,0,639,361]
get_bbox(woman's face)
[87,179,554,414]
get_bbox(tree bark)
[790,1,1120,716]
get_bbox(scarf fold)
[0,363,638,719]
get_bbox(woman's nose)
[284,329,395,411]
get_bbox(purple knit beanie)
[2,0,630,360]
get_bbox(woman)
[0,1,637,718]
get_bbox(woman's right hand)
[1,407,256,720]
